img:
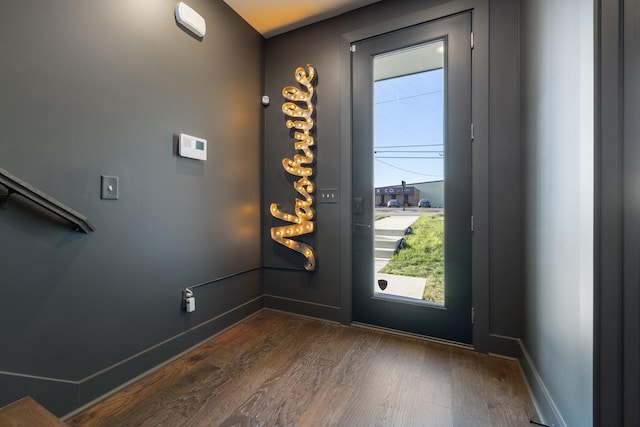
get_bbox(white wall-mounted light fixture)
[175,2,206,38]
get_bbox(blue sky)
[373,69,444,188]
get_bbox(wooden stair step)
[0,397,66,427]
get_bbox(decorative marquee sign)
[270,64,317,271]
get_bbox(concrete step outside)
[374,226,411,237]
[374,236,405,259]
[375,247,397,259]
[375,235,404,249]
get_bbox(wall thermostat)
[175,2,206,38]
[178,133,207,160]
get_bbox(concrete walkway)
[374,215,420,234]
[374,215,426,301]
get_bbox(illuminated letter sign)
[269,65,317,271]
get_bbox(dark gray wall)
[595,0,640,425]
[488,0,523,341]
[0,0,264,416]
[520,0,593,426]
[263,0,523,353]
[620,4,640,425]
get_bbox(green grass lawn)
[379,214,444,303]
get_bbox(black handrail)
[0,167,95,233]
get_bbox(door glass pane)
[372,40,445,305]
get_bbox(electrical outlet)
[183,288,195,313]
[186,296,195,312]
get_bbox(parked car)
[387,199,400,207]
[418,198,431,208]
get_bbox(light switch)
[319,188,338,204]
[101,175,119,200]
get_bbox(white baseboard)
[517,339,567,427]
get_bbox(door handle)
[355,222,371,228]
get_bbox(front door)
[351,13,472,343]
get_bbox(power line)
[375,159,443,177]
[375,113,437,144]
[375,70,444,114]
[374,89,443,105]
[376,156,444,159]
[374,150,443,153]
[374,144,443,148]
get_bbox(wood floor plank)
[332,332,428,426]
[68,355,221,426]
[404,401,453,427]
[0,397,67,427]
[67,310,539,427]
[327,328,383,387]
[68,311,295,427]
[297,381,354,427]
[478,354,539,426]
[167,313,322,425]
[370,334,432,427]
[332,363,405,426]
[450,347,492,426]
[315,325,356,362]
[415,341,453,408]
[217,413,259,427]
[393,338,453,427]
[225,322,343,426]
[233,353,338,426]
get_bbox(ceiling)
[222,0,382,38]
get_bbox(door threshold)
[351,321,474,351]
[371,292,446,308]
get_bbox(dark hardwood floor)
[67,310,539,426]
[0,396,68,427]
